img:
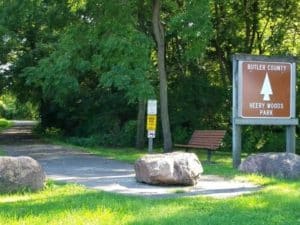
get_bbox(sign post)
[232,54,298,168]
[147,100,157,153]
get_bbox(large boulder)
[239,153,300,179]
[134,152,203,186]
[0,156,45,193]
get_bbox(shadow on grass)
[0,180,299,225]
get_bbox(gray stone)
[134,152,203,186]
[0,156,45,193]
[239,153,300,179]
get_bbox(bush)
[66,120,138,148]
[0,93,38,120]
[44,127,63,139]
[0,118,11,128]
[242,126,285,153]
[117,120,137,147]
[172,127,190,144]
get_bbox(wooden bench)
[174,130,226,162]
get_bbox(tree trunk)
[152,0,172,152]
[135,99,146,149]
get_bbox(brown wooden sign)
[240,61,292,118]
[232,54,298,168]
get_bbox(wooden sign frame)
[232,54,298,168]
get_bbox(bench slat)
[175,130,226,161]
[189,140,222,144]
[174,144,219,150]
[193,130,225,134]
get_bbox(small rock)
[0,156,45,193]
[134,152,203,186]
[239,153,300,179]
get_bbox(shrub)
[117,120,137,147]
[0,118,11,129]
[242,126,285,153]
[172,127,190,144]
[0,93,38,120]
[44,127,63,139]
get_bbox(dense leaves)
[0,0,299,150]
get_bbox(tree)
[152,0,172,152]
[209,0,300,87]
[135,100,146,149]
[20,0,155,146]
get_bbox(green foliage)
[0,118,12,129]
[16,1,155,146]
[0,0,299,150]
[169,72,229,144]
[0,93,37,119]
[98,31,155,102]
[66,120,137,148]
[117,120,138,147]
[44,127,63,139]
[169,0,213,60]
[172,127,190,144]
[242,126,286,153]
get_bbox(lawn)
[0,118,12,132]
[0,176,299,225]
[0,143,299,225]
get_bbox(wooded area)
[0,0,299,152]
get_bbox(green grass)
[0,178,299,225]
[9,136,296,224]
[0,149,5,156]
[0,118,12,132]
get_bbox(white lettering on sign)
[267,103,284,109]
[267,64,287,72]
[248,102,284,117]
[249,102,284,109]
[249,102,265,109]
[247,64,266,71]
[247,63,288,72]
[259,110,273,116]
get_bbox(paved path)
[0,121,260,198]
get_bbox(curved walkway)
[0,121,260,198]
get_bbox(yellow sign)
[147,115,157,130]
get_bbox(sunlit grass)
[0,118,12,132]
[0,178,299,225]
[1,136,300,224]
[27,137,300,224]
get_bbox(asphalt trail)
[0,121,260,198]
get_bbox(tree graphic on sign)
[260,72,273,101]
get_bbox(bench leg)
[207,150,212,162]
